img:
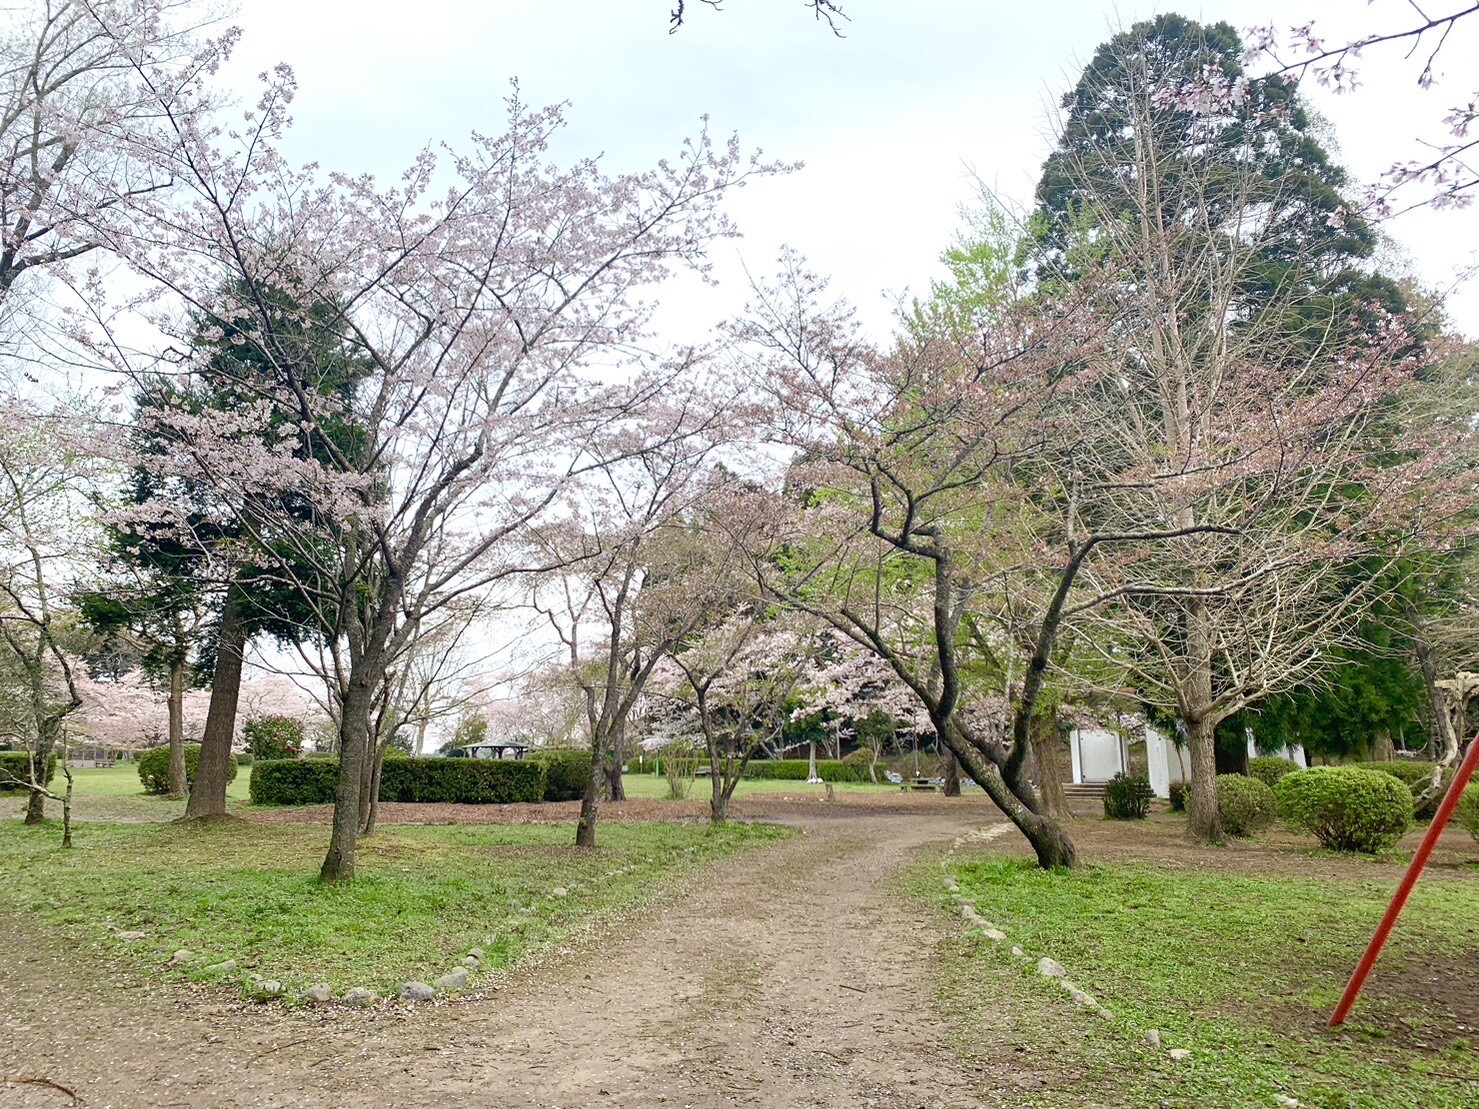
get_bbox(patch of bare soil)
[0,806,1042,1108]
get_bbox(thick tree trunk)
[321,674,376,882]
[184,585,247,820]
[167,660,187,798]
[1184,713,1223,844]
[942,748,961,796]
[1371,729,1396,762]
[1032,715,1070,820]
[941,725,1076,868]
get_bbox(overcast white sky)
[220,0,1479,343]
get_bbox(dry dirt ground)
[1,796,1039,1109]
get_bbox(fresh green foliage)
[527,749,591,802]
[137,744,237,795]
[2,818,791,996]
[248,759,340,805]
[1351,760,1455,819]
[243,714,304,761]
[1276,767,1415,853]
[742,759,868,782]
[0,751,55,791]
[1458,789,1479,842]
[1102,773,1153,820]
[1166,780,1189,813]
[1247,756,1301,789]
[942,855,1479,1107]
[1215,774,1277,837]
[249,756,545,806]
[235,752,253,766]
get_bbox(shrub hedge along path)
[5,776,1478,1107]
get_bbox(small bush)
[1247,756,1300,789]
[1458,789,1479,843]
[528,749,592,802]
[244,714,304,761]
[1276,767,1414,853]
[1216,774,1278,837]
[1351,760,1453,819]
[1103,773,1153,820]
[0,751,55,791]
[138,744,238,795]
[1167,780,1189,812]
[235,752,254,766]
[742,759,867,783]
[249,758,339,805]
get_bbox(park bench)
[900,778,939,792]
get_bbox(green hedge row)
[250,756,546,806]
[528,749,591,802]
[138,744,238,795]
[0,751,55,791]
[741,759,868,782]
[1350,760,1456,819]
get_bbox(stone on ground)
[343,987,377,1007]
[303,984,333,1004]
[434,967,469,992]
[1036,956,1066,979]
[399,982,436,1002]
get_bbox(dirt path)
[1,807,1003,1108]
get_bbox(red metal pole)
[1328,734,1479,1028]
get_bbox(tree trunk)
[942,748,961,796]
[184,584,247,820]
[321,674,376,882]
[166,660,187,798]
[1032,715,1070,819]
[806,739,818,782]
[576,737,603,848]
[605,721,627,802]
[1371,729,1395,762]
[361,740,386,836]
[1184,714,1223,844]
[22,715,60,825]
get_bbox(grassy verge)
[4,818,790,999]
[935,855,1479,1108]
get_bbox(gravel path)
[1,805,1005,1108]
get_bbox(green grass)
[3,817,790,999]
[937,857,1479,1108]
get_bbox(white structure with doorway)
[1069,728,1129,785]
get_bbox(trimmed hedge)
[1247,756,1300,789]
[0,751,55,791]
[236,752,254,766]
[249,756,546,806]
[741,759,868,783]
[1103,773,1153,820]
[1276,767,1414,853]
[249,758,340,805]
[527,749,592,802]
[1167,780,1189,813]
[138,743,237,795]
[1351,760,1454,819]
[1216,774,1277,837]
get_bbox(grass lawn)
[936,850,1479,1108]
[4,816,790,1000]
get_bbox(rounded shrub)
[1166,779,1189,813]
[1458,788,1479,843]
[1275,767,1414,853]
[1247,756,1300,789]
[138,744,237,795]
[1103,773,1153,820]
[243,714,304,761]
[1351,760,1452,819]
[1216,774,1277,837]
[528,749,592,802]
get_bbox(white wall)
[1069,728,1127,784]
